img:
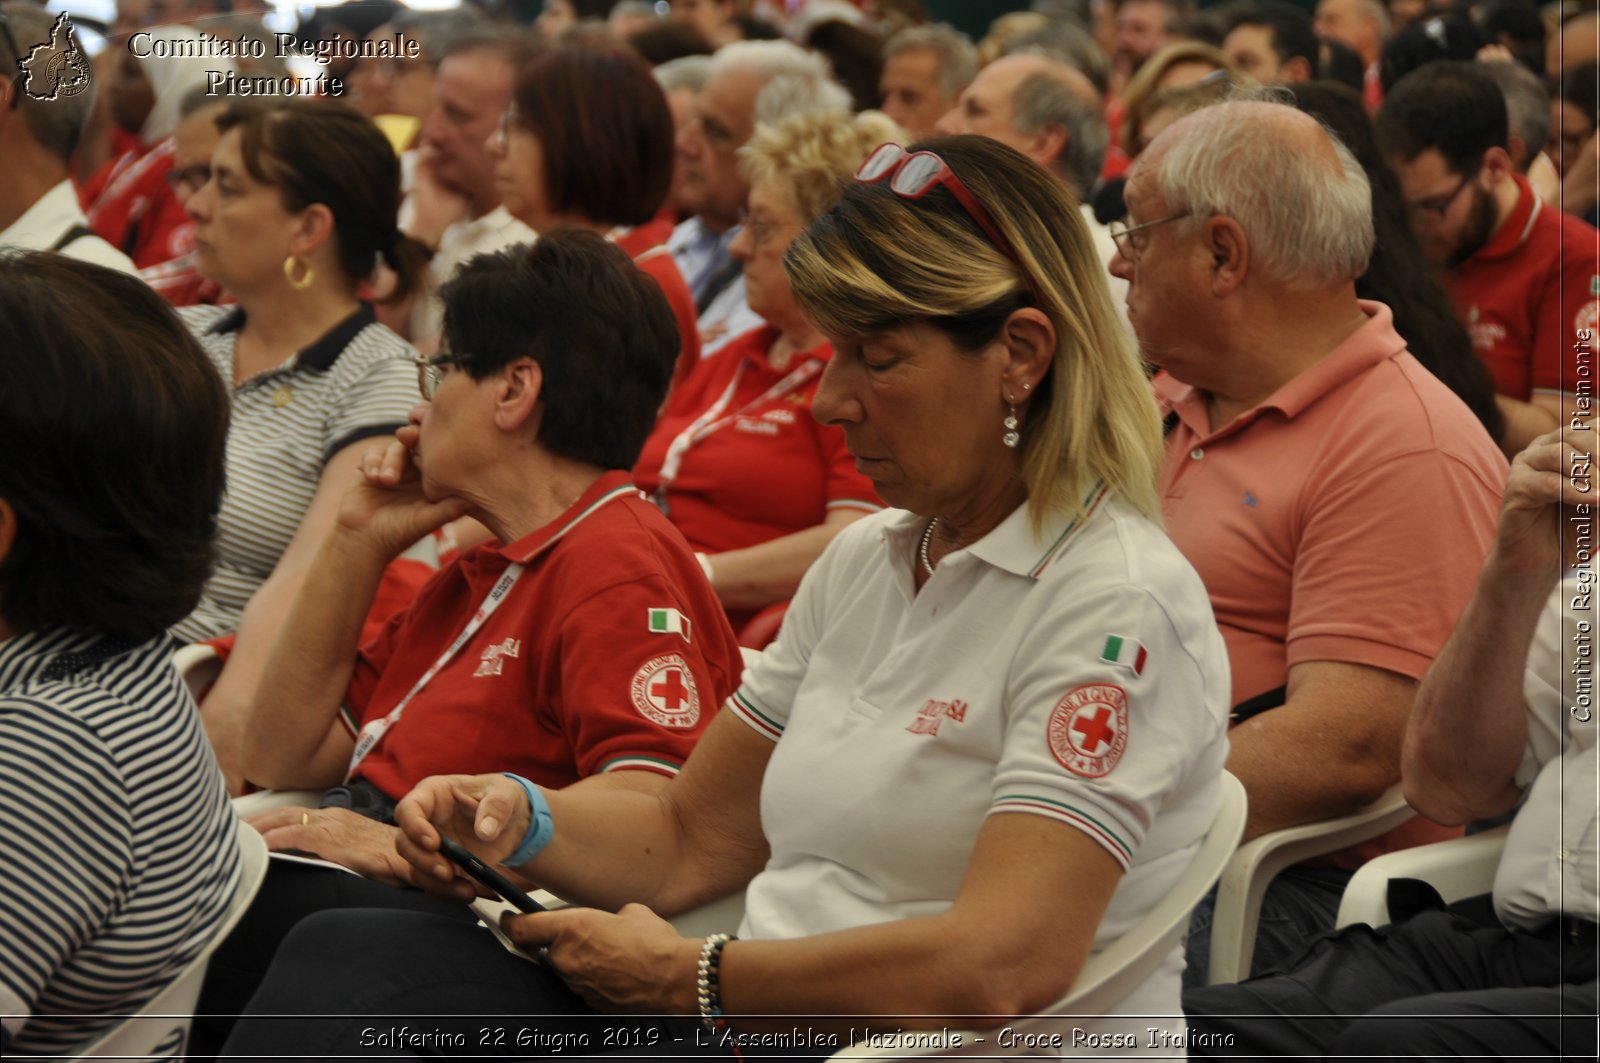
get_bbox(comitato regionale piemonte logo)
[16,13,91,102]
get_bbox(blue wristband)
[500,773,555,867]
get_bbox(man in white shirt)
[404,33,537,350]
[0,3,134,273]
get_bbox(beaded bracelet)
[696,933,737,1031]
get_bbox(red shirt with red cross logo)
[341,471,744,799]
[1447,174,1600,401]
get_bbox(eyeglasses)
[496,105,519,150]
[736,208,797,248]
[0,10,23,111]
[416,352,470,400]
[1405,169,1477,219]
[855,142,1043,302]
[1108,211,1191,261]
[165,163,212,198]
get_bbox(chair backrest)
[70,819,269,1061]
[1060,770,1248,1014]
[171,643,223,706]
[1205,780,1413,985]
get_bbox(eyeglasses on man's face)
[416,352,471,400]
[1404,168,1478,220]
[1108,211,1191,262]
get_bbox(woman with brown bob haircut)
[178,100,431,792]
[494,45,700,384]
[0,252,241,1056]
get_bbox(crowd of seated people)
[0,0,1596,1057]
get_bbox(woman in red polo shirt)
[633,111,901,636]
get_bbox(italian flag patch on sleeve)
[648,607,692,643]
[1100,634,1146,676]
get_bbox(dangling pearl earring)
[1003,395,1020,449]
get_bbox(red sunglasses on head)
[855,142,1043,302]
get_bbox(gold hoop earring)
[283,255,314,291]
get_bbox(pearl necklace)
[918,518,939,577]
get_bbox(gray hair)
[1013,69,1108,199]
[389,8,492,64]
[0,3,95,163]
[1481,59,1552,173]
[1005,22,1110,98]
[884,23,978,101]
[655,54,713,95]
[1152,98,1373,289]
[710,39,851,126]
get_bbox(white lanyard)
[344,561,526,781]
[653,358,823,510]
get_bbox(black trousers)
[192,861,478,1056]
[1183,896,1598,1061]
[217,909,837,1062]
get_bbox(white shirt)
[0,180,136,274]
[408,205,537,343]
[728,491,1231,1035]
[1494,574,1599,929]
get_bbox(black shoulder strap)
[47,224,98,254]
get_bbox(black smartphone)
[437,836,546,914]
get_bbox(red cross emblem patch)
[630,653,701,728]
[1046,683,1128,778]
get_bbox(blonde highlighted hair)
[738,110,908,223]
[784,135,1164,528]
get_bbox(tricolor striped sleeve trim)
[1030,482,1112,578]
[826,498,884,513]
[990,793,1134,867]
[728,690,783,741]
[599,754,683,777]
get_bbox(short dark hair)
[1375,60,1508,172]
[216,100,431,304]
[438,231,678,470]
[0,252,229,642]
[1316,36,1366,91]
[1229,2,1318,68]
[1378,14,1487,93]
[1558,61,1600,129]
[512,46,674,227]
[627,19,714,65]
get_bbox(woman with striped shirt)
[0,252,240,1056]
[173,101,431,792]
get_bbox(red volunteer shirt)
[633,327,880,619]
[343,471,743,798]
[79,138,195,271]
[1449,174,1600,400]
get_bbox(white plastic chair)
[70,819,270,1061]
[1204,782,1415,985]
[827,772,1250,1059]
[1334,826,1509,929]
[171,642,324,816]
[171,641,223,704]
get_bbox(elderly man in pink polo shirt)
[1110,98,1508,984]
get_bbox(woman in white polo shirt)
[221,135,1232,1056]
